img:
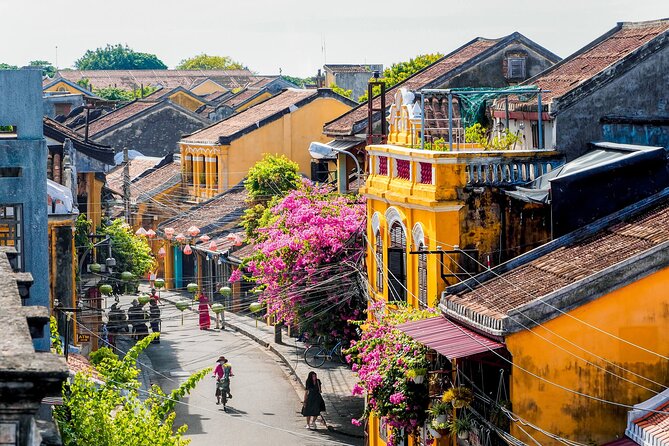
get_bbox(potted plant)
[406,367,427,384]
[428,400,451,425]
[450,413,473,440]
[442,386,474,409]
[428,420,446,439]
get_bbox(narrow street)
[135,299,357,446]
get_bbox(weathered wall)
[0,69,49,350]
[95,106,209,157]
[555,44,669,160]
[506,265,669,445]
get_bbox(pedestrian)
[128,299,148,341]
[212,355,233,404]
[197,293,211,330]
[150,287,160,305]
[149,299,161,343]
[107,303,127,347]
[301,371,326,429]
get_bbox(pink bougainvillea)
[238,182,366,342]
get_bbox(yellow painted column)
[164,242,174,290]
[205,156,216,198]
[193,154,201,199]
[217,154,224,192]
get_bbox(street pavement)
[116,289,363,446]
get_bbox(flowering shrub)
[346,302,438,445]
[233,182,366,343]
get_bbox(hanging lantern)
[89,262,102,273]
[199,234,211,243]
[187,225,200,237]
[227,233,243,246]
[135,227,147,236]
[175,299,191,325]
[146,229,156,238]
[154,278,165,289]
[121,271,134,281]
[186,282,199,294]
[219,286,232,297]
[208,240,218,251]
[99,284,113,295]
[175,233,186,243]
[157,247,166,257]
[138,293,150,305]
[164,227,175,239]
[183,244,193,255]
[249,302,263,313]
[211,303,225,314]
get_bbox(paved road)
[140,301,357,446]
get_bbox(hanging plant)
[442,386,474,409]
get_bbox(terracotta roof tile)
[182,89,317,144]
[447,201,669,319]
[633,401,669,444]
[106,157,162,195]
[323,38,499,135]
[223,88,265,108]
[85,100,158,136]
[131,161,182,203]
[523,20,669,105]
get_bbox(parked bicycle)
[304,339,346,368]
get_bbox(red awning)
[396,317,504,360]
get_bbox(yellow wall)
[168,91,205,112]
[506,266,669,445]
[235,91,272,112]
[44,80,84,95]
[87,174,103,231]
[180,96,353,200]
[190,79,227,96]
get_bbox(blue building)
[0,69,50,350]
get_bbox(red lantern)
[208,240,218,251]
[187,225,200,237]
[146,229,156,238]
[135,227,147,236]
[164,227,175,239]
[175,233,186,243]
[183,244,193,255]
[199,234,211,243]
[157,247,166,257]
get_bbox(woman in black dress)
[301,371,325,429]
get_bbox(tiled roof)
[632,401,669,445]
[228,242,256,261]
[106,157,162,195]
[444,196,669,326]
[54,69,257,91]
[521,19,669,106]
[43,117,115,165]
[203,91,230,102]
[182,89,317,144]
[159,184,249,235]
[131,161,182,203]
[222,88,264,108]
[84,100,158,136]
[323,38,499,135]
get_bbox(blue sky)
[3,0,666,77]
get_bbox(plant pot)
[428,427,442,439]
[436,414,447,424]
[457,431,470,440]
[412,375,425,384]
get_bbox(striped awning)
[396,316,504,360]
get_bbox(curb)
[160,293,364,439]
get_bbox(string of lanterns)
[134,224,243,258]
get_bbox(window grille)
[388,222,406,303]
[396,160,411,180]
[378,156,388,176]
[418,250,427,306]
[419,162,432,184]
[375,230,384,292]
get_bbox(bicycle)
[304,339,346,368]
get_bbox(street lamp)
[308,141,362,194]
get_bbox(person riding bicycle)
[213,356,233,404]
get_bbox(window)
[418,248,427,307]
[378,156,388,176]
[375,230,383,292]
[0,204,23,269]
[395,159,411,180]
[388,222,406,303]
[418,162,432,184]
[507,58,526,80]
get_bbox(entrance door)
[387,222,406,303]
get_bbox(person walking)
[107,303,127,347]
[301,371,325,429]
[149,299,161,344]
[127,299,148,341]
[213,356,233,404]
[197,293,211,330]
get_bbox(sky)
[1,0,666,77]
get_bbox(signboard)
[77,333,91,343]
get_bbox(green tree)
[53,332,209,446]
[328,83,354,100]
[29,60,56,77]
[242,154,301,238]
[99,219,156,277]
[75,44,167,70]
[176,54,246,70]
[358,53,443,102]
[93,85,158,101]
[282,75,315,88]
[0,63,18,70]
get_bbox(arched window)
[375,230,383,292]
[388,221,406,303]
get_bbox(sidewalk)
[148,286,364,438]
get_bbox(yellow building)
[179,88,356,201]
[144,86,207,112]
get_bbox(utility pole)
[123,146,131,223]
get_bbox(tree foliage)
[99,219,156,277]
[281,75,315,88]
[176,54,246,70]
[329,83,354,100]
[93,85,158,101]
[0,63,17,70]
[75,44,167,70]
[358,53,443,102]
[29,60,56,77]
[53,332,209,446]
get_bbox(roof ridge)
[619,18,669,28]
